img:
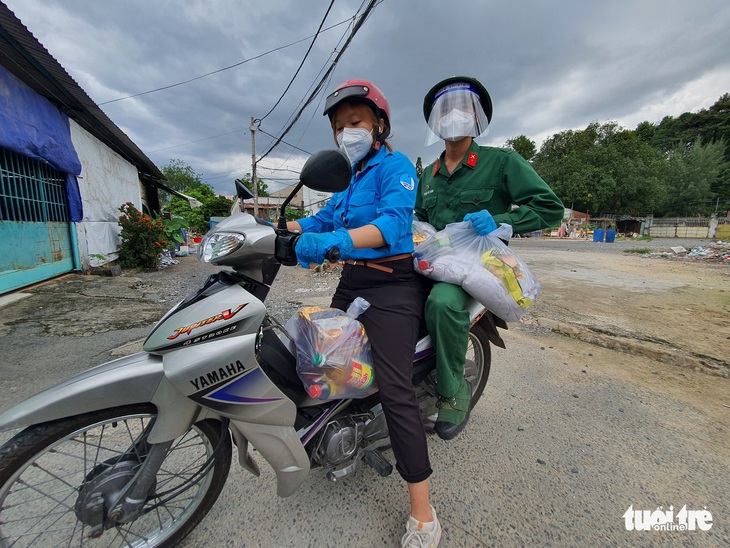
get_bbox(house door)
[0,148,74,295]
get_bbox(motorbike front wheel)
[0,404,232,547]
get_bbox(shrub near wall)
[117,202,167,269]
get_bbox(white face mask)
[336,127,374,165]
[437,109,475,141]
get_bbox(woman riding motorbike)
[287,79,441,547]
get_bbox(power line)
[257,46,341,173]
[149,129,246,153]
[256,0,381,165]
[261,1,368,152]
[97,17,353,105]
[256,128,311,155]
[257,0,335,123]
[151,3,352,173]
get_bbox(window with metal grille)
[0,147,69,222]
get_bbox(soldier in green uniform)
[416,76,564,440]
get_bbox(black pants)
[330,258,432,483]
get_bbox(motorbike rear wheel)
[465,322,492,407]
[0,404,231,547]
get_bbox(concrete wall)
[69,120,142,268]
[303,187,332,216]
[648,226,711,238]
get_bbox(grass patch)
[623,248,652,254]
[632,235,653,241]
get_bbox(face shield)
[425,83,490,146]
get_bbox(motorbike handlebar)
[275,231,340,266]
[325,247,341,263]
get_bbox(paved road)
[0,245,727,547]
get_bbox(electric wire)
[249,9,351,174]
[256,0,380,165]
[256,128,311,155]
[256,0,335,124]
[97,16,354,106]
[257,46,341,173]
[148,129,246,153]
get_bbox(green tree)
[505,135,537,161]
[238,173,270,197]
[161,159,207,192]
[285,205,306,221]
[166,193,207,234]
[634,94,730,213]
[533,122,666,215]
[159,160,238,233]
[203,195,234,219]
[659,139,727,216]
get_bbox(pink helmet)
[323,79,391,138]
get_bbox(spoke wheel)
[464,322,492,406]
[0,404,231,547]
[421,322,492,420]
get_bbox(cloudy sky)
[5,0,730,195]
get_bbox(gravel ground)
[117,253,344,326]
[107,235,725,324]
[2,237,727,546]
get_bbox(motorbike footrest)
[363,449,393,477]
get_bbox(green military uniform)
[416,140,563,404]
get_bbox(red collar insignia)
[433,160,439,176]
[466,152,478,168]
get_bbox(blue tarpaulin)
[0,65,83,221]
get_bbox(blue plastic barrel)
[593,229,605,242]
[605,228,616,243]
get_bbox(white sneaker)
[401,505,442,547]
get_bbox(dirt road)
[0,237,728,546]
[511,237,729,379]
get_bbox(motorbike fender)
[230,419,310,497]
[416,301,506,357]
[477,311,507,349]
[0,351,203,444]
[0,352,165,432]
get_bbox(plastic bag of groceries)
[286,297,377,400]
[413,220,540,322]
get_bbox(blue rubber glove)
[464,209,497,235]
[295,228,354,268]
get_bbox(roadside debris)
[648,241,729,263]
[159,249,180,268]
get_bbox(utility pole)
[250,117,259,217]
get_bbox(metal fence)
[0,147,69,222]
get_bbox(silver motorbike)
[0,150,505,547]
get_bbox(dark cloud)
[5,0,730,194]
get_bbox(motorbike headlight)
[199,232,246,263]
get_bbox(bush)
[155,214,188,250]
[117,202,167,269]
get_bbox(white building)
[0,4,183,294]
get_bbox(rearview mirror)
[299,149,350,192]
[235,179,255,200]
[274,150,350,230]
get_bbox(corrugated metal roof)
[0,2,164,181]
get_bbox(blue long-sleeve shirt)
[298,147,418,260]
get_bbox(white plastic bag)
[287,297,377,400]
[413,220,540,322]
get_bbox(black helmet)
[423,76,493,124]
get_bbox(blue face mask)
[336,127,374,165]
